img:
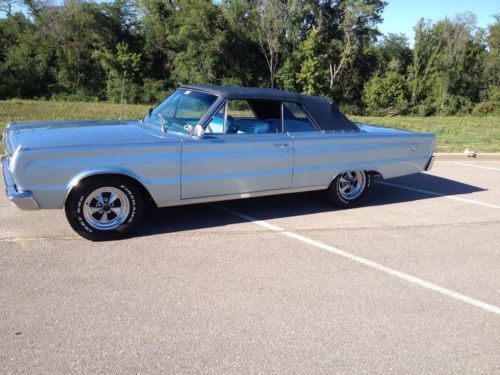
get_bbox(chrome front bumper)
[2,155,40,210]
[425,155,435,171]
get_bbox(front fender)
[66,168,154,202]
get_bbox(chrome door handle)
[274,143,289,152]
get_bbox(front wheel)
[65,176,143,241]
[327,171,373,208]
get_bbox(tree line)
[0,0,498,116]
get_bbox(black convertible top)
[181,84,359,132]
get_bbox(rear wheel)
[327,171,373,208]
[65,176,143,241]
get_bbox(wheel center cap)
[103,204,111,212]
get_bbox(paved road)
[1,161,499,374]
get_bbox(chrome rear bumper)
[2,156,40,210]
[425,155,435,171]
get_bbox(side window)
[228,100,256,119]
[205,105,226,134]
[226,100,260,134]
[283,102,317,132]
[207,99,283,135]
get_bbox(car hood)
[5,119,183,152]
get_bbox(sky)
[378,0,499,42]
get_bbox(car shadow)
[133,173,485,238]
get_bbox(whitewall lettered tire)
[65,176,143,241]
[327,171,373,208]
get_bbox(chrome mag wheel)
[337,171,367,201]
[82,187,130,231]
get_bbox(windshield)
[144,89,218,134]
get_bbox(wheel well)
[66,173,157,207]
[368,170,383,179]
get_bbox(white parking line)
[455,162,500,172]
[377,181,500,209]
[215,205,500,316]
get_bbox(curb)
[435,153,500,161]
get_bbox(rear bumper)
[2,156,40,210]
[425,155,435,171]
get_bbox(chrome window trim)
[282,101,321,132]
[201,97,321,135]
[280,101,284,133]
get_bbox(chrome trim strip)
[158,185,327,207]
[2,156,40,210]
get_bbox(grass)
[1,100,499,153]
[350,115,500,153]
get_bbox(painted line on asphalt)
[455,162,500,172]
[215,204,500,316]
[377,181,500,209]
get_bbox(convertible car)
[2,85,435,240]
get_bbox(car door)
[181,99,293,199]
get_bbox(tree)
[374,33,412,76]
[254,0,289,88]
[408,14,486,114]
[324,0,385,90]
[92,42,142,103]
[0,0,21,17]
[297,28,328,94]
[409,19,445,110]
[363,72,409,115]
[0,13,56,99]
[167,0,229,85]
[485,15,500,89]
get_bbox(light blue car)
[2,85,435,240]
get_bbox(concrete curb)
[435,153,500,161]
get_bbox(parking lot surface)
[1,160,499,374]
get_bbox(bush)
[339,103,363,116]
[413,103,436,116]
[472,87,500,115]
[437,95,473,115]
[362,72,410,116]
[472,101,496,115]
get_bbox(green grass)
[0,99,149,124]
[350,115,500,153]
[1,100,499,153]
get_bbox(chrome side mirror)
[192,124,205,138]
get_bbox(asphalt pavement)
[1,159,499,374]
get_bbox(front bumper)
[425,155,435,171]
[2,155,40,210]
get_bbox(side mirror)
[192,124,205,138]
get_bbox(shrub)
[362,72,410,116]
[472,87,500,115]
[472,101,496,115]
[437,95,473,115]
[339,103,363,116]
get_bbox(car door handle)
[274,143,289,152]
